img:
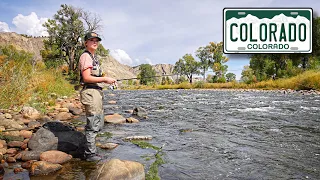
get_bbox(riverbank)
[121,70,320,91]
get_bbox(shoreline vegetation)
[122,70,320,92]
[0,45,319,113]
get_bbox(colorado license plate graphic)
[223,8,313,53]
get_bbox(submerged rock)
[90,159,145,180]
[104,114,126,124]
[132,107,148,118]
[30,161,62,175]
[124,135,152,141]
[40,150,72,164]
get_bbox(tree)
[173,54,200,83]
[96,44,109,57]
[241,65,256,84]
[207,42,229,82]
[226,73,236,82]
[138,64,156,85]
[42,4,103,75]
[195,46,210,81]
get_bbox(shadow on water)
[30,89,320,179]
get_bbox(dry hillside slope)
[0,32,174,79]
[0,32,45,61]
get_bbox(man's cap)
[84,32,102,41]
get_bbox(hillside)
[0,32,45,61]
[0,32,174,79]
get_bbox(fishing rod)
[116,74,178,81]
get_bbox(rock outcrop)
[0,32,45,61]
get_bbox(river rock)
[104,114,126,124]
[124,135,152,141]
[20,130,33,139]
[40,150,72,164]
[21,160,35,169]
[21,143,28,150]
[5,130,20,137]
[90,159,145,180]
[0,149,7,155]
[54,112,73,121]
[7,141,24,148]
[126,117,140,123]
[6,156,16,163]
[0,164,4,175]
[6,148,17,155]
[30,161,62,175]
[99,143,119,150]
[69,107,82,115]
[57,108,69,112]
[21,151,42,161]
[108,100,117,104]
[0,140,7,148]
[125,109,134,114]
[42,121,86,159]
[28,128,58,151]
[28,121,41,129]
[4,113,12,119]
[132,107,148,118]
[21,106,40,120]
[0,119,23,129]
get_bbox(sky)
[0,0,319,79]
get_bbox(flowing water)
[31,89,320,180]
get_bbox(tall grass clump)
[0,45,74,110]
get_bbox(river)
[32,89,320,180]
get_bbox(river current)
[33,89,320,180]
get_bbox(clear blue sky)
[0,0,319,79]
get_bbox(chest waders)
[79,50,104,158]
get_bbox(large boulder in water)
[28,128,58,152]
[90,159,145,180]
[43,121,86,159]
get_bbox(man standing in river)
[79,32,117,161]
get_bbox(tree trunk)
[189,74,193,84]
[69,48,75,74]
[203,69,206,81]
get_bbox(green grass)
[131,140,160,150]
[130,141,165,180]
[96,132,113,138]
[0,45,75,111]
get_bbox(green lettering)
[249,23,257,42]
[260,23,267,42]
[240,23,247,42]
[289,23,296,42]
[299,23,306,41]
[269,23,277,42]
[230,23,238,42]
[279,23,286,42]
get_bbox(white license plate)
[223,8,313,53]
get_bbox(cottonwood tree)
[196,46,210,81]
[208,42,229,82]
[138,64,156,85]
[173,54,200,83]
[226,73,236,82]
